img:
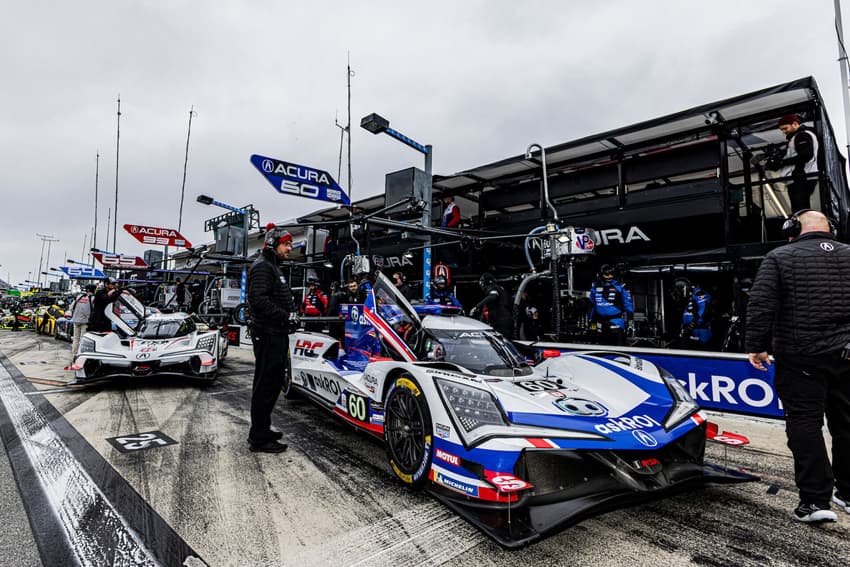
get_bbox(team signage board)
[549,344,782,419]
[250,154,351,205]
[93,253,149,269]
[58,266,106,279]
[124,224,192,248]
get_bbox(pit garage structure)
[304,77,849,352]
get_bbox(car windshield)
[426,329,530,376]
[137,317,196,339]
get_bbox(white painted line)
[0,363,162,566]
[23,387,81,396]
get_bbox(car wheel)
[384,374,433,489]
[281,350,299,399]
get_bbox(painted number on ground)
[106,431,177,453]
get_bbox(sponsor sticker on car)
[435,472,478,497]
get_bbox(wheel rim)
[386,387,426,473]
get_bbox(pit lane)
[0,331,847,567]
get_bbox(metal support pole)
[422,145,433,300]
[834,0,850,234]
[113,96,121,252]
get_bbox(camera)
[754,143,786,171]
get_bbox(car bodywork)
[54,314,73,341]
[287,273,757,547]
[35,304,65,336]
[70,291,228,382]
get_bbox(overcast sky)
[1,0,847,286]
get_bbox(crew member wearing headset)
[747,210,850,523]
[300,277,328,316]
[589,264,633,346]
[470,272,513,339]
[681,280,713,348]
[425,276,462,309]
[246,224,296,454]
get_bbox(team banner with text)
[250,154,350,205]
[93,253,149,269]
[124,224,192,248]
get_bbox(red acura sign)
[124,224,192,248]
[93,253,149,269]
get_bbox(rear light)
[541,349,561,359]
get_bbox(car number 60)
[347,393,368,422]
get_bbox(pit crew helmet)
[599,264,616,279]
[433,276,448,289]
[673,277,691,301]
[479,272,496,290]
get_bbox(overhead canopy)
[433,77,840,194]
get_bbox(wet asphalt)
[0,330,848,566]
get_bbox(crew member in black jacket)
[246,225,296,453]
[470,273,513,339]
[746,210,850,523]
[768,114,819,212]
[88,278,120,332]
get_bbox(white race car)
[70,290,228,382]
[287,273,756,547]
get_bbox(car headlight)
[79,337,96,354]
[435,378,507,442]
[661,369,700,431]
[196,335,216,353]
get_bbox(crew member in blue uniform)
[680,279,713,348]
[425,276,462,309]
[589,264,633,346]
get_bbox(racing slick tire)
[384,374,433,490]
[281,349,299,400]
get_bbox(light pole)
[360,113,432,299]
[35,233,58,288]
[197,194,250,304]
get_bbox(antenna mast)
[178,105,196,232]
[113,95,121,252]
[94,152,99,253]
[347,52,353,202]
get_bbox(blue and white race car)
[70,291,228,382]
[288,273,756,547]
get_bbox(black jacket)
[783,125,817,179]
[88,288,120,332]
[474,283,514,338]
[247,248,295,335]
[745,231,850,357]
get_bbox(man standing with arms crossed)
[746,210,850,523]
[246,224,296,454]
